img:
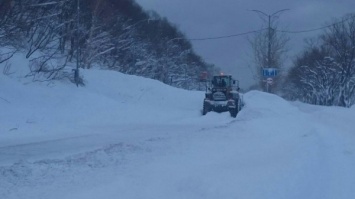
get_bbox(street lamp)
[250,9,289,68]
[250,9,289,93]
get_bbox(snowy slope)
[1,61,355,199]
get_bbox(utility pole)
[75,0,80,87]
[250,9,289,93]
[250,9,289,68]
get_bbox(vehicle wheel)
[229,100,239,118]
[229,108,237,118]
[202,101,209,115]
[237,98,242,112]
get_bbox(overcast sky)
[135,0,355,88]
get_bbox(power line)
[186,28,267,41]
[179,14,355,42]
[277,14,355,34]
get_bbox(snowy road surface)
[1,69,355,199]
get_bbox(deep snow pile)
[1,59,355,199]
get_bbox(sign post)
[262,68,278,93]
[262,68,278,77]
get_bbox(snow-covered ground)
[1,56,355,199]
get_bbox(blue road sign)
[262,68,278,77]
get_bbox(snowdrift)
[1,56,355,199]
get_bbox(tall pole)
[250,9,289,93]
[268,15,271,68]
[75,0,80,86]
[250,9,289,68]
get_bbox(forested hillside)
[0,0,215,89]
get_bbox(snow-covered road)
[1,69,355,199]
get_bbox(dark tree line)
[0,0,214,89]
[283,14,355,107]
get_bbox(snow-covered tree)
[0,0,215,89]
[321,14,355,107]
[284,14,355,107]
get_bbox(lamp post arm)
[250,9,269,17]
[270,9,290,17]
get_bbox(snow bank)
[2,53,355,199]
[0,68,203,144]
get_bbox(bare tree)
[321,14,355,107]
[0,0,216,89]
[284,14,355,107]
[81,0,113,69]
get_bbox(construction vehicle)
[202,74,242,118]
